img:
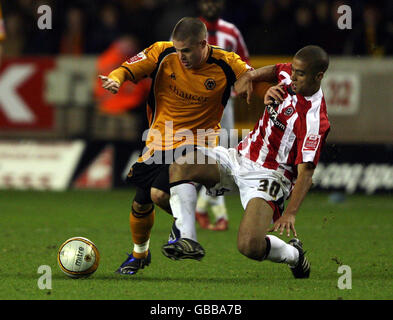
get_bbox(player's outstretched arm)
[234,65,277,104]
[98,75,120,94]
[268,162,315,237]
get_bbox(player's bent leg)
[150,187,171,214]
[162,151,219,261]
[169,150,220,188]
[237,198,273,261]
[237,197,303,275]
[116,199,154,275]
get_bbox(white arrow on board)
[0,64,36,122]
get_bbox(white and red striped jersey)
[199,17,249,64]
[237,63,330,184]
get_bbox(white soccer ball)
[57,237,100,278]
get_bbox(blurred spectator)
[345,3,392,56]
[94,35,151,115]
[87,3,121,53]
[153,0,196,40]
[59,6,85,55]
[0,1,5,63]
[0,0,392,57]
[246,0,297,55]
[312,0,334,52]
[1,12,25,57]
[293,3,319,50]
[118,0,163,48]
[93,35,151,139]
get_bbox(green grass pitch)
[0,189,392,300]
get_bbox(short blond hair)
[171,17,207,44]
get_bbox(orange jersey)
[0,2,5,41]
[108,41,251,159]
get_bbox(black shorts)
[126,146,196,204]
[127,161,170,204]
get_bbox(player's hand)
[264,81,285,106]
[98,75,120,94]
[234,72,253,104]
[268,213,297,238]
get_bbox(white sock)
[265,235,299,266]
[169,182,197,241]
[133,239,150,253]
[196,186,209,213]
[210,196,228,221]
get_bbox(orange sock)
[129,206,155,259]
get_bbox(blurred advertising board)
[314,144,393,194]
[0,58,55,130]
[322,72,361,115]
[0,140,85,190]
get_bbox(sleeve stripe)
[120,66,136,81]
[206,48,237,107]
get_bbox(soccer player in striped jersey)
[195,0,251,231]
[99,17,252,275]
[163,45,330,278]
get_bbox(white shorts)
[197,146,293,215]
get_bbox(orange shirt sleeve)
[225,51,252,80]
[108,41,171,85]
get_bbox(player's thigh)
[150,165,171,213]
[169,149,220,186]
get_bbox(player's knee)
[132,201,153,214]
[237,236,266,261]
[150,189,170,208]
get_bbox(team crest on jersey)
[204,78,216,90]
[303,134,321,151]
[283,106,294,116]
[126,52,146,65]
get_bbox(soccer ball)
[57,237,100,278]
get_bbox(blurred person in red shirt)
[94,35,151,138]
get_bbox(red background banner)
[0,58,55,130]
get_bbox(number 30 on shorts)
[257,179,281,198]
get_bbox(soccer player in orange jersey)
[99,17,252,275]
